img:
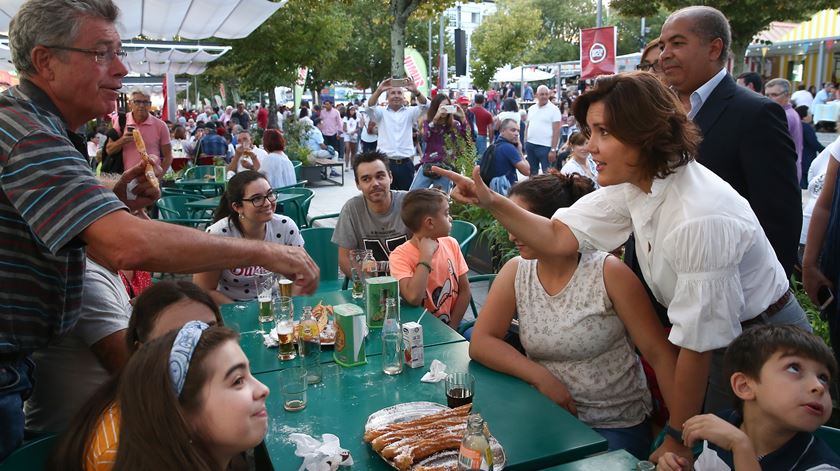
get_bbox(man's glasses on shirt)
[636,61,660,72]
[44,46,127,65]
[241,191,278,207]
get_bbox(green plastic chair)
[0,433,57,471]
[292,160,303,182]
[301,227,344,293]
[816,426,840,452]
[183,165,217,180]
[161,186,205,198]
[451,220,478,256]
[156,195,212,229]
[273,181,308,192]
[277,188,315,229]
[457,273,496,336]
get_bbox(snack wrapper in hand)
[131,129,159,189]
[420,359,447,383]
[290,433,354,471]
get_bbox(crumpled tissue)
[262,326,278,348]
[420,359,448,383]
[289,433,353,471]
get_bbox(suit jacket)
[693,74,802,278]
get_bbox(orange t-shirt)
[388,236,469,325]
[84,402,121,471]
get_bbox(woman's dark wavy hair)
[214,170,270,234]
[508,173,595,219]
[572,71,701,180]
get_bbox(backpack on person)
[478,143,496,185]
[100,112,126,174]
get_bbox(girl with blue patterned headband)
[114,324,269,470]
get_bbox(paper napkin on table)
[289,433,353,471]
[420,359,448,383]
[262,326,278,348]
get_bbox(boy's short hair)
[725,325,837,410]
[401,189,448,232]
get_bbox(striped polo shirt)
[0,80,126,355]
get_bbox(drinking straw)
[416,309,429,324]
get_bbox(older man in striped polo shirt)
[0,0,319,460]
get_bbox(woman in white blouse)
[435,72,810,463]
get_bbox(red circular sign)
[589,42,607,64]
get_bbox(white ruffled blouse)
[553,160,789,352]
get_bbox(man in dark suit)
[659,6,802,278]
[642,5,803,465]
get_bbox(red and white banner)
[579,26,616,80]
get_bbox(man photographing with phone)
[366,77,428,190]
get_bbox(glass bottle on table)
[457,414,494,471]
[275,296,296,361]
[381,297,403,375]
[298,305,322,384]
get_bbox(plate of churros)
[364,402,505,471]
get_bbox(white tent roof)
[493,66,554,83]
[0,0,283,76]
[0,0,285,40]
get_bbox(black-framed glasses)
[241,191,278,207]
[132,100,152,106]
[636,61,660,72]
[44,46,127,65]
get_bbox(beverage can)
[333,303,367,367]
[402,321,424,368]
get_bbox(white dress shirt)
[366,103,428,158]
[687,67,727,119]
[554,161,789,352]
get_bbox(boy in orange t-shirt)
[389,189,471,328]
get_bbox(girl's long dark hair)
[426,93,456,131]
[114,327,239,471]
[47,281,223,471]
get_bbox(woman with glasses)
[194,170,304,305]
[636,38,665,81]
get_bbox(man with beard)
[332,151,412,277]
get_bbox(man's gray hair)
[129,88,150,99]
[765,78,791,95]
[9,0,119,78]
[500,118,518,131]
[670,6,731,66]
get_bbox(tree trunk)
[730,40,750,77]
[267,88,278,129]
[391,15,408,78]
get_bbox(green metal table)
[184,192,302,211]
[221,290,465,374]
[542,449,639,470]
[256,341,608,470]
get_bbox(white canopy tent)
[0,0,285,41]
[492,66,554,83]
[0,0,285,118]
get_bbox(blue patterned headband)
[169,321,210,397]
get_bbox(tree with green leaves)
[610,0,836,75]
[388,0,457,79]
